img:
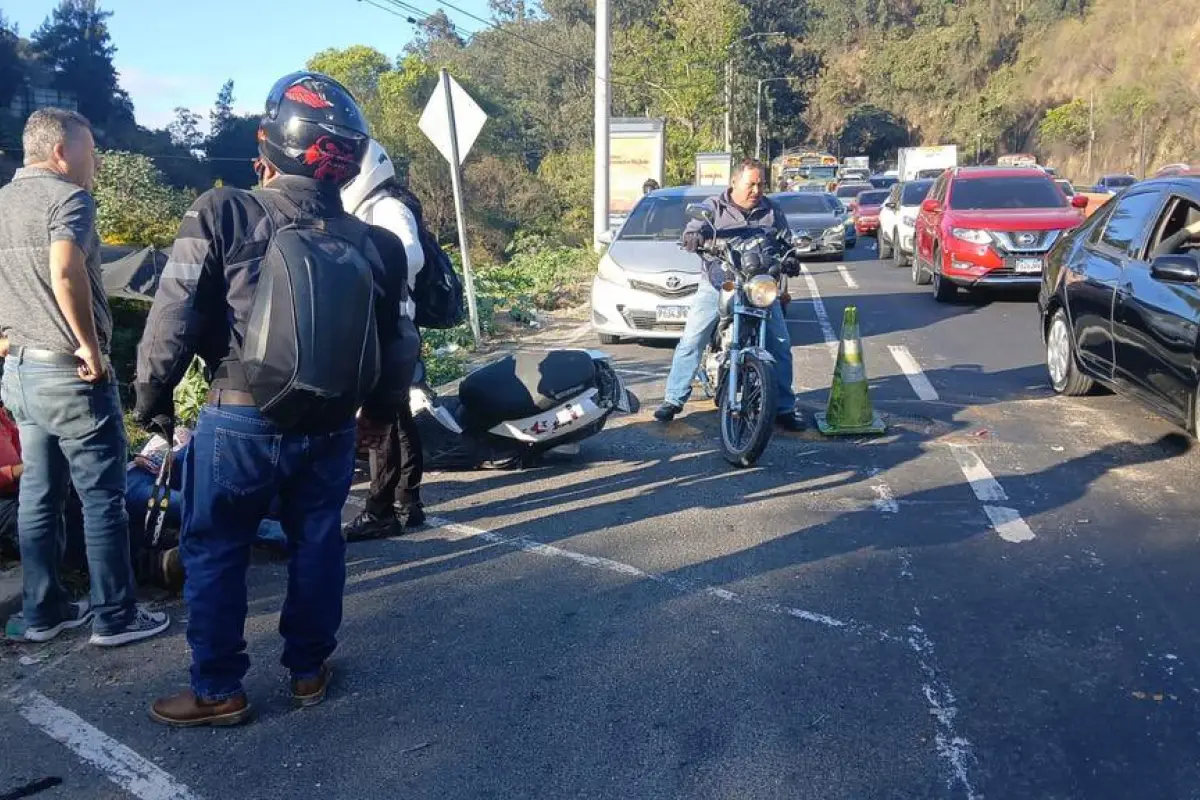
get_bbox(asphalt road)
[4,243,1200,800]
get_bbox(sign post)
[419,69,487,346]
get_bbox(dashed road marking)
[15,690,202,800]
[836,264,859,289]
[888,345,939,401]
[799,265,840,359]
[947,445,1035,543]
[424,516,895,641]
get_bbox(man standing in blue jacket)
[654,159,802,430]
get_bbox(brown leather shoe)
[291,664,333,708]
[149,689,252,728]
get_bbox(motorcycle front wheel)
[719,352,777,468]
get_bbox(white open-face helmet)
[340,138,396,215]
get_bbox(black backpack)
[242,192,382,430]
[390,185,466,330]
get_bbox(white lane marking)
[947,445,1036,543]
[982,505,1036,544]
[906,618,982,800]
[888,345,939,401]
[15,690,202,800]
[425,516,894,641]
[836,264,859,289]
[799,265,840,359]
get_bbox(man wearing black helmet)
[134,72,418,727]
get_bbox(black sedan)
[1039,174,1200,433]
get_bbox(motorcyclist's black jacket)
[135,176,419,427]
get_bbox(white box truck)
[897,146,958,181]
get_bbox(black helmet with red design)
[257,71,369,185]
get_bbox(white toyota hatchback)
[590,186,723,344]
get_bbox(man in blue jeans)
[135,72,416,727]
[654,159,804,431]
[0,109,169,646]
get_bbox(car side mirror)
[921,198,941,214]
[1150,254,1200,284]
[1070,195,1089,209]
[598,229,614,246]
[884,201,897,209]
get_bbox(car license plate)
[1014,257,1043,274]
[656,305,688,322]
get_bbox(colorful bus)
[771,149,839,191]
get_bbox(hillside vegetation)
[803,0,1200,181]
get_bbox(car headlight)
[901,214,915,227]
[744,275,779,308]
[951,228,993,245]
[596,254,626,286]
[825,223,845,237]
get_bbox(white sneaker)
[25,601,94,643]
[89,606,170,647]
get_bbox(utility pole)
[724,32,784,156]
[755,77,790,161]
[1086,91,1095,179]
[592,0,610,252]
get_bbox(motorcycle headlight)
[596,254,626,286]
[951,228,993,245]
[744,275,779,308]
[901,214,916,227]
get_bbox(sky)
[10,0,493,132]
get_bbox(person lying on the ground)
[127,429,288,559]
[0,400,21,561]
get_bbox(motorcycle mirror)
[686,203,714,224]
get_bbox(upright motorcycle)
[687,205,807,467]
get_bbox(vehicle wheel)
[719,353,777,468]
[893,231,908,268]
[1046,309,1093,396]
[931,249,957,302]
[911,251,931,285]
[597,333,620,345]
[878,231,894,259]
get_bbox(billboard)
[694,152,733,187]
[609,118,665,228]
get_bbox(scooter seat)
[458,351,597,430]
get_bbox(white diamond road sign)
[419,74,488,166]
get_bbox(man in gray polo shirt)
[0,108,168,646]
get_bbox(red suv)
[913,167,1089,302]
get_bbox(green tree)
[210,79,235,138]
[205,114,259,189]
[307,46,392,105]
[0,13,23,110]
[93,150,193,246]
[31,0,131,130]
[1038,99,1089,148]
[166,107,203,151]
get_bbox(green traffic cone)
[815,305,886,436]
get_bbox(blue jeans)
[663,283,795,414]
[182,405,356,700]
[0,357,136,634]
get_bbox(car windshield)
[774,195,834,216]
[857,191,889,206]
[618,196,714,240]
[1055,180,1075,196]
[870,176,899,188]
[1105,176,1136,188]
[836,184,871,198]
[802,166,837,181]
[948,177,1068,210]
[901,180,934,204]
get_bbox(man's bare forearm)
[48,240,101,353]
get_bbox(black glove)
[682,231,707,253]
[134,382,175,438]
[782,252,802,277]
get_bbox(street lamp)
[724,32,785,153]
[755,77,797,161]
